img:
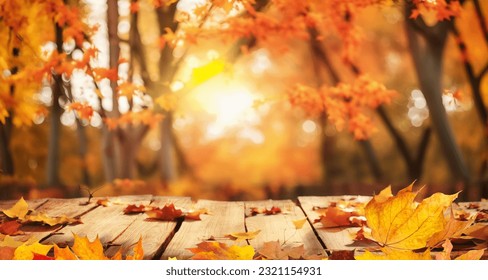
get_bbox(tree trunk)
[104,0,122,180]
[0,120,14,175]
[405,4,472,196]
[46,22,64,187]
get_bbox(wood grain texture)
[161,200,245,260]
[245,200,326,258]
[105,196,192,259]
[16,198,96,242]
[43,195,152,247]
[298,196,371,252]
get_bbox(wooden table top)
[0,195,486,260]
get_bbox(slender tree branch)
[473,0,488,44]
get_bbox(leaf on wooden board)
[249,206,282,216]
[33,253,54,260]
[364,184,458,250]
[257,241,305,260]
[53,244,78,260]
[2,197,29,219]
[124,204,151,214]
[292,218,307,229]
[13,241,53,260]
[23,213,81,226]
[327,250,356,260]
[184,208,210,221]
[462,223,488,241]
[427,210,474,248]
[227,230,261,241]
[146,203,184,221]
[189,241,255,260]
[0,221,23,235]
[313,206,365,228]
[436,239,485,260]
[0,246,15,260]
[125,236,144,260]
[71,234,108,260]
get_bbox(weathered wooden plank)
[161,200,245,260]
[244,200,326,258]
[15,198,97,242]
[298,196,371,252]
[43,195,152,247]
[0,198,47,211]
[105,196,192,259]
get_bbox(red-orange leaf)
[0,221,23,235]
[146,204,183,221]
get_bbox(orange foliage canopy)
[289,75,396,139]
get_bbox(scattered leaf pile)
[97,199,209,221]
[249,206,282,216]
[0,233,143,260]
[312,198,367,228]
[0,197,80,236]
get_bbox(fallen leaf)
[364,184,458,250]
[455,249,486,260]
[462,223,488,241]
[125,236,144,260]
[71,234,108,260]
[427,210,474,248]
[436,239,485,260]
[256,241,319,260]
[228,230,261,241]
[124,204,150,214]
[249,206,282,216]
[314,206,364,228]
[146,204,184,221]
[0,235,25,248]
[24,213,81,226]
[33,253,54,260]
[0,221,23,235]
[13,241,53,260]
[2,197,29,219]
[53,244,78,260]
[328,250,355,260]
[189,241,254,260]
[0,246,15,260]
[292,218,307,229]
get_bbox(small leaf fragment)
[292,218,307,229]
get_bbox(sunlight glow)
[195,85,260,140]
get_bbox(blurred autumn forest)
[0,0,487,201]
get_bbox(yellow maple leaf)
[364,184,458,250]
[24,212,80,226]
[189,241,255,260]
[228,230,261,241]
[2,197,29,219]
[356,248,433,260]
[71,234,108,260]
[13,241,53,260]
